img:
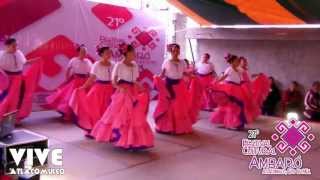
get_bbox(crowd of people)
[262,78,320,121]
[1,38,320,150]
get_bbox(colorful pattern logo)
[128,26,160,51]
[271,118,315,156]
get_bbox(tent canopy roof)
[168,0,320,25]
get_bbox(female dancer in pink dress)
[0,38,41,124]
[0,38,26,122]
[153,43,197,134]
[91,44,153,150]
[210,54,252,130]
[69,46,114,136]
[196,53,217,111]
[240,57,271,109]
[46,44,92,121]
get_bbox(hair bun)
[75,44,86,52]
[225,53,238,64]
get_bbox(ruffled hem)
[91,122,154,149]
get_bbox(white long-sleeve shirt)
[112,61,139,82]
[0,50,27,72]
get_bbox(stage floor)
[19,101,320,180]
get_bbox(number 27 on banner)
[106,17,125,29]
[248,129,260,139]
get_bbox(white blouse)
[224,66,243,84]
[91,61,114,81]
[68,57,92,75]
[162,59,186,79]
[0,50,27,72]
[196,62,215,75]
[112,61,139,83]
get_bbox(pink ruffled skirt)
[91,82,154,150]
[46,74,88,121]
[69,81,114,132]
[153,77,196,134]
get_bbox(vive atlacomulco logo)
[7,148,64,176]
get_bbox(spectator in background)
[262,77,281,116]
[281,81,303,116]
[304,81,320,121]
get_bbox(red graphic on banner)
[26,35,94,91]
[0,0,61,38]
[136,32,153,46]
[27,35,77,77]
[129,26,160,51]
[0,0,11,7]
[92,4,133,30]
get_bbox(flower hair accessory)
[119,43,129,55]
[224,53,232,60]
[96,44,102,52]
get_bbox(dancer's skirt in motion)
[69,80,114,132]
[153,76,199,134]
[46,74,88,121]
[91,80,154,150]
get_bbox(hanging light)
[286,112,299,121]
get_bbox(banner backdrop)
[0,0,166,110]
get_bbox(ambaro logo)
[8,148,64,175]
[242,113,315,175]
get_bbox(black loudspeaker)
[18,173,41,180]
[0,130,48,175]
